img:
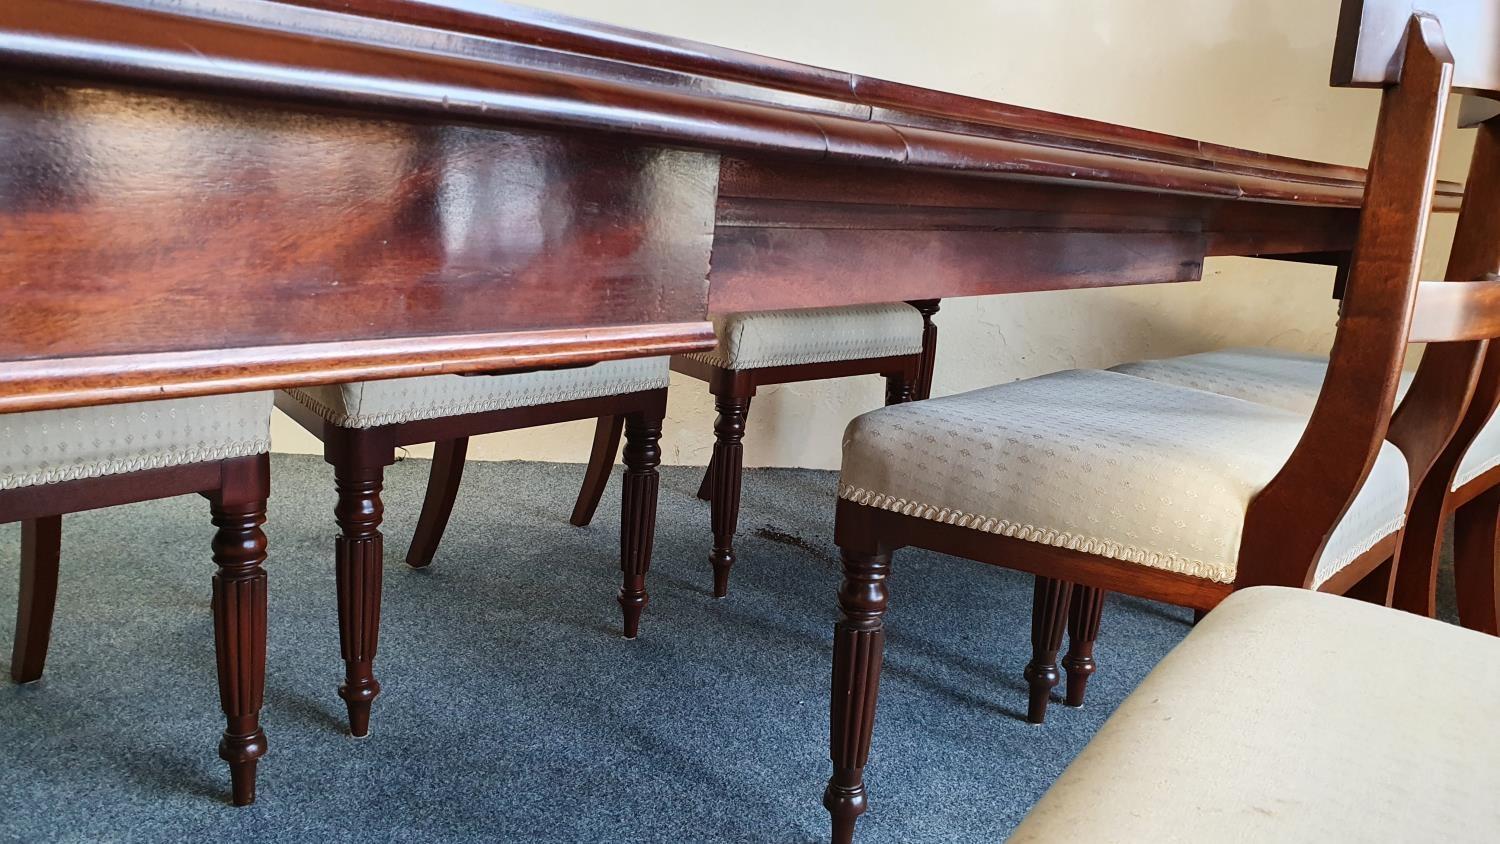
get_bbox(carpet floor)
[0,454,1460,843]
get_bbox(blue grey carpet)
[0,454,1461,843]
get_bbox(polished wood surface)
[0,0,1465,414]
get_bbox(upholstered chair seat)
[281,357,670,428]
[1010,587,1500,841]
[685,304,924,370]
[1110,347,1500,490]
[0,392,274,490]
[839,369,1408,587]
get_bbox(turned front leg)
[1062,584,1104,707]
[208,465,270,806]
[618,411,662,638]
[825,547,891,844]
[1024,576,1072,724]
[334,462,385,737]
[708,393,750,598]
[883,372,914,406]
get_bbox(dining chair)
[821,10,1500,841]
[569,302,935,598]
[3,392,274,805]
[275,357,668,737]
[1009,586,1500,841]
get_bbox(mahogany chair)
[569,302,937,598]
[276,357,668,738]
[821,9,1500,841]
[3,393,274,805]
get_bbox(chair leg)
[11,515,62,684]
[824,546,892,844]
[708,391,750,598]
[1454,486,1500,635]
[618,410,662,639]
[406,437,469,568]
[334,454,386,737]
[697,398,748,502]
[1024,576,1072,725]
[909,298,941,401]
[1062,584,1104,708]
[208,455,270,806]
[883,372,914,406]
[571,417,623,527]
[695,450,719,502]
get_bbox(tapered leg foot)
[406,437,468,568]
[825,546,891,844]
[334,456,386,737]
[572,417,623,528]
[209,455,270,806]
[11,515,62,684]
[1455,486,1500,635]
[1062,585,1104,708]
[1024,576,1071,724]
[709,393,750,598]
[619,410,662,638]
[824,779,867,844]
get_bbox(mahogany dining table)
[0,0,1466,824]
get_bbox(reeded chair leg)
[1455,486,1500,634]
[883,371,914,406]
[332,444,389,738]
[618,411,662,638]
[11,515,62,684]
[695,451,719,502]
[825,546,891,844]
[708,391,750,598]
[571,417,623,527]
[1024,576,1072,724]
[908,298,940,401]
[208,455,270,806]
[1062,584,1104,707]
[698,397,749,502]
[406,437,469,567]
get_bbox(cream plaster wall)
[269,0,1474,469]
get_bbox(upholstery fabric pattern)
[685,304,924,370]
[0,392,273,491]
[282,357,670,429]
[1011,587,1500,842]
[838,369,1407,585]
[1112,347,1499,491]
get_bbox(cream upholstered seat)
[0,393,274,491]
[1010,586,1500,842]
[1112,347,1500,490]
[281,357,670,428]
[839,369,1408,586]
[685,304,924,370]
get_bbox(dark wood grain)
[1389,120,1500,617]
[10,515,62,684]
[1407,280,1500,341]
[0,0,1466,416]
